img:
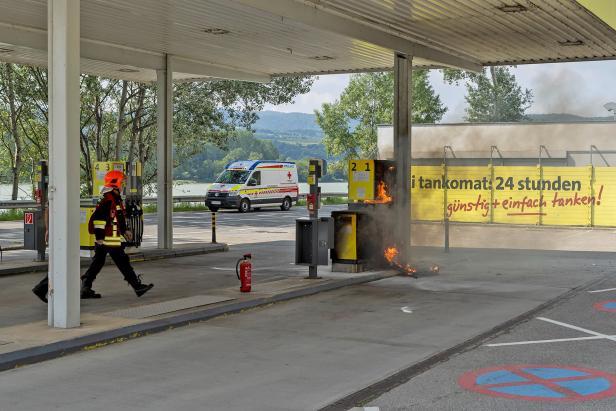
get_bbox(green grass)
[0,198,346,221]
[142,202,210,213]
[0,209,26,221]
[0,203,211,221]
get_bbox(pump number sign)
[349,160,375,201]
[24,212,34,225]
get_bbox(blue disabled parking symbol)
[594,300,616,313]
[459,364,616,402]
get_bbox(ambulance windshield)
[215,170,250,184]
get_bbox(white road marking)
[400,306,413,314]
[485,317,616,347]
[486,335,613,347]
[588,287,616,294]
[537,317,616,343]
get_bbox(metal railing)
[0,193,348,210]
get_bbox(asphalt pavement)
[364,274,616,411]
[0,247,614,411]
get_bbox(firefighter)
[80,170,153,299]
[31,206,49,303]
[33,171,153,302]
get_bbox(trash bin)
[295,217,333,266]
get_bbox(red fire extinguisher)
[236,253,252,292]
[307,193,316,212]
[34,188,42,204]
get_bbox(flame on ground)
[384,247,398,263]
[383,246,417,276]
[365,181,392,204]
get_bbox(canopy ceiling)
[0,0,614,82]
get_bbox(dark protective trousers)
[81,244,139,288]
[35,275,48,289]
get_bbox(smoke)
[529,67,598,117]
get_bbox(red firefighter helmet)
[104,170,125,189]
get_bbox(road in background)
[0,182,349,201]
[142,205,346,246]
[0,205,346,261]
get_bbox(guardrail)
[0,193,348,210]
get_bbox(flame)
[383,246,417,276]
[384,247,398,263]
[365,181,392,204]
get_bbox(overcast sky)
[264,60,616,122]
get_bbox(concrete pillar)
[393,53,412,264]
[48,0,81,328]
[156,55,173,249]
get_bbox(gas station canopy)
[0,0,615,82]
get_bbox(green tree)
[174,131,281,181]
[0,60,313,197]
[315,70,446,161]
[173,77,313,162]
[443,66,533,122]
[0,65,55,199]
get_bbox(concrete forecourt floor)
[0,239,613,411]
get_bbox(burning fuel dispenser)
[80,161,144,251]
[331,159,396,272]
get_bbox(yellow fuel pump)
[332,159,395,272]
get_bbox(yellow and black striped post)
[211,211,217,243]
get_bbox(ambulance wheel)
[239,198,251,213]
[281,197,292,211]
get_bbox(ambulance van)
[205,160,299,213]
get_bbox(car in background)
[205,160,299,213]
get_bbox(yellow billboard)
[594,167,616,227]
[410,165,613,227]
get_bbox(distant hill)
[527,113,613,122]
[273,141,328,160]
[249,111,614,158]
[254,111,322,141]
[252,111,614,139]
[253,110,365,142]
[255,111,321,132]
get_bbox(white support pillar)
[157,55,173,249]
[393,53,412,264]
[48,0,81,328]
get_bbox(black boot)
[32,280,48,303]
[80,281,102,299]
[132,275,154,297]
